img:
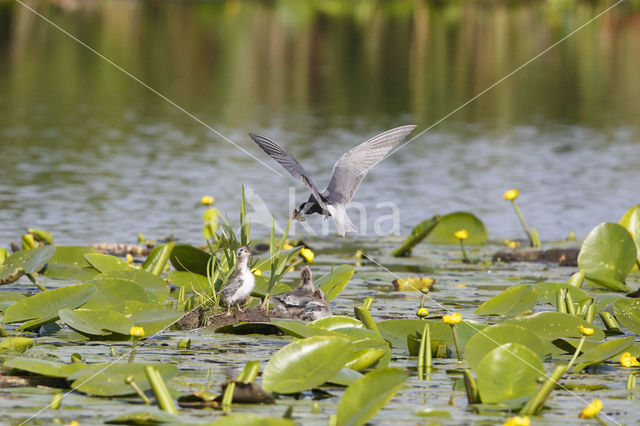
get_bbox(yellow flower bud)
[579,398,602,418]
[300,247,315,264]
[453,229,468,240]
[129,326,145,338]
[251,268,262,276]
[416,307,429,318]
[282,243,294,250]
[126,253,133,264]
[442,312,462,325]
[503,416,530,426]
[503,189,519,201]
[620,352,639,368]
[201,195,215,206]
[504,239,520,248]
[578,325,594,336]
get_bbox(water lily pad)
[577,222,636,291]
[210,414,295,426]
[619,205,640,264]
[475,343,545,404]
[309,316,364,330]
[613,298,640,335]
[377,319,487,349]
[59,308,134,336]
[170,244,211,275]
[129,308,184,335]
[504,312,604,341]
[262,335,353,393]
[336,367,408,426]
[271,319,337,339]
[105,411,179,425]
[215,322,282,335]
[465,324,548,370]
[43,245,101,281]
[100,270,169,303]
[0,336,34,353]
[391,215,441,257]
[3,283,96,325]
[82,277,152,309]
[84,253,135,272]
[168,271,211,294]
[345,348,387,371]
[0,290,26,312]
[315,265,355,301]
[426,212,488,245]
[474,285,537,316]
[534,282,591,307]
[573,335,635,373]
[0,245,56,284]
[142,242,175,276]
[329,368,364,386]
[415,408,452,418]
[253,275,292,297]
[7,358,87,378]
[70,362,177,396]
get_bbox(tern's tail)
[327,204,358,237]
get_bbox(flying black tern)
[249,125,417,236]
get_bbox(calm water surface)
[1,1,639,244]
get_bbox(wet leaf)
[474,285,537,316]
[82,277,152,309]
[210,414,295,426]
[84,253,134,272]
[475,343,545,404]
[315,265,355,301]
[534,282,591,307]
[70,362,177,396]
[0,245,56,284]
[170,244,211,276]
[59,308,134,336]
[613,298,640,335]
[3,283,96,325]
[504,312,605,341]
[43,245,101,281]
[6,358,87,378]
[142,242,175,276]
[426,212,488,245]
[336,367,408,426]
[100,270,169,303]
[262,335,353,394]
[377,319,487,349]
[465,323,548,370]
[309,315,363,330]
[577,222,636,291]
[573,335,635,373]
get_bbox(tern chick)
[220,246,255,316]
[272,266,331,321]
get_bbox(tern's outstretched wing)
[325,125,417,205]
[249,133,327,209]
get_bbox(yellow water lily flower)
[503,416,530,426]
[453,229,468,240]
[129,326,145,338]
[416,307,429,318]
[578,325,594,336]
[620,352,639,368]
[503,189,519,201]
[504,239,520,248]
[251,268,262,276]
[126,253,133,264]
[442,312,462,325]
[300,247,315,264]
[579,398,602,418]
[201,195,215,206]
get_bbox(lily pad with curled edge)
[426,212,488,245]
[262,335,353,394]
[619,204,640,264]
[504,312,605,341]
[0,245,56,285]
[84,253,134,272]
[58,308,134,336]
[43,245,101,281]
[613,298,640,335]
[475,343,545,404]
[474,284,537,316]
[573,335,635,373]
[310,315,364,330]
[6,357,87,379]
[328,367,364,386]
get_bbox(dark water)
[1,0,639,245]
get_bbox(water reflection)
[0,1,639,243]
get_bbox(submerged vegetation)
[0,190,639,424]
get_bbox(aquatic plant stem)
[566,336,586,373]
[450,324,463,362]
[25,273,46,292]
[221,381,235,411]
[144,365,178,414]
[520,363,567,415]
[511,200,534,246]
[128,337,139,363]
[459,240,469,263]
[125,376,151,404]
[463,369,480,404]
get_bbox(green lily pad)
[573,335,635,373]
[3,283,96,325]
[142,242,175,276]
[534,282,591,307]
[475,343,545,404]
[82,277,152,309]
[328,368,364,386]
[6,357,87,378]
[620,205,640,264]
[0,336,34,353]
[100,270,169,303]
[377,319,487,349]
[261,335,353,394]
[504,312,605,341]
[270,319,337,339]
[253,275,292,297]
[336,367,408,426]
[170,244,211,276]
[167,271,211,294]
[345,348,387,371]
[315,265,355,301]
[215,322,282,335]
[0,290,26,312]
[309,316,364,330]
[426,212,488,245]
[70,362,178,396]
[129,308,184,335]
[465,323,549,370]
[0,245,56,285]
[474,285,537,316]
[105,411,179,425]
[577,222,636,291]
[59,308,134,336]
[210,414,295,426]
[43,246,101,281]
[613,298,640,335]
[415,408,452,418]
[84,253,135,272]
[391,215,441,257]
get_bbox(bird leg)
[237,304,245,313]
[323,215,329,221]
[225,306,232,317]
